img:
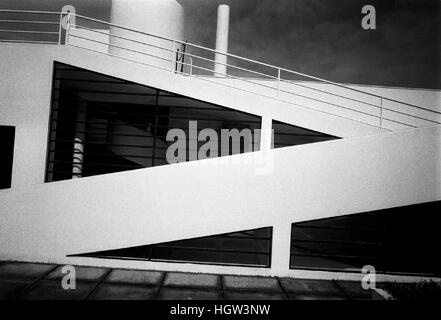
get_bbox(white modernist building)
[0,0,440,282]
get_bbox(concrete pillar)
[214,4,230,76]
[260,116,273,151]
[271,223,292,273]
[109,0,185,70]
[72,102,87,178]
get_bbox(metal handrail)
[66,40,383,128]
[0,19,60,25]
[0,29,58,34]
[1,9,440,130]
[70,24,375,119]
[0,9,60,15]
[0,9,60,44]
[68,32,172,63]
[68,13,441,130]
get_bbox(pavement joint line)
[84,268,112,300]
[160,284,221,291]
[223,288,288,296]
[16,263,60,299]
[219,275,226,300]
[103,277,164,288]
[373,287,393,300]
[153,271,167,300]
[276,277,289,300]
[332,279,352,300]
[220,286,283,293]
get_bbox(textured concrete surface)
[280,278,347,299]
[163,272,220,289]
[46,265,109,281]
[90,283,158,300]
[158,288,222,300]
[105,269,163,286]
[334,280,375,300]
[23,280,96,300]
[223,275,281,292]
[0,279,34,299]
[224,291,286,300]
[0,261,381,300]
[0,262,56,279]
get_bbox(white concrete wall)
[0,124,439,277]
[0,45,53,188]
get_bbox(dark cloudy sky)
[1,0,440,89]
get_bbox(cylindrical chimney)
[109,0,185,70]
[214,4,230,76]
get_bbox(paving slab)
[223,276,281,292]
[0,261,385,300]
[224,290,286,300]
[89,283,157,300]
[105,269,163,286]
[335,280,374,300]
[0,279,34,299]
[163,272,220,289]
[0,262,56,279]
[158,287,222,300]
[22,280,95,300]
[280,278,346,299]
[46,265,109,282]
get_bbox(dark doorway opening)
[0,125,15,189]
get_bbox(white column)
[271,223,292,273]
[72,102,87,178]
[259,116,273,151]
[214,4,230,76]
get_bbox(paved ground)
[0,261,382,300]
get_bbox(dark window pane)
[47,62,261,182]
[290,201,441,276]
[272,119,338,148]
[74,227,272,268]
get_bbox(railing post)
[276,68,281,97]
[65,12,71,45]
[380,97,383,128]
[189,57,193,76]
[171,40,176,74]
[58,11,63,45]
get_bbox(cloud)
[181,0,440,89]
[2,0,439,88]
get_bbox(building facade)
[0,1,440,281]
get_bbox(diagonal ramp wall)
[0,43,385,189]
[0,124,439,276]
